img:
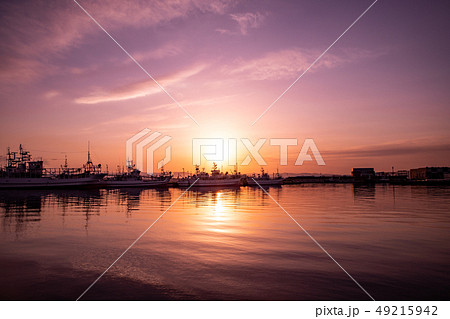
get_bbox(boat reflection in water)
[0,188,171,233]
[0,185,449,300]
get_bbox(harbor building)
[410,167,450,181]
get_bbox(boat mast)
[87,141,91,164]
[85,141,96,173]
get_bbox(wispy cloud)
[80,112,191,135]
[223,48,383,80]
[0,0,235,85]
[43,90,60,99]
[217,11,266,35]
[0,1,91,85]
[128,43,184,62]
[81,94,239,134]
[0,56,51,85]
[230,12,266,35]
[75,64,207,104]
[181,94,240,108]
[323,140,450,159]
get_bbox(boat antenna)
[87,141,91,163]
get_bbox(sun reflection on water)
[193,191,236,233]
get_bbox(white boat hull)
[0,176,103,189]
[102,177,170,188]
[247,178,283,186]
[178,178,241,187]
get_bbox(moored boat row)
[0,146,285,189]
[176,163,242,187]
[0,145,172,189]
[246,168,283,186]
[103,167,172,188]
[0,145,106,189]
[175,164,284,188]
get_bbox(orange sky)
[0,0,449,174]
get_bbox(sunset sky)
[0,0,449,174]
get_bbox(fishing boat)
[102,166,171,188]
[177,163,241,187]
[0,145,105,189]
[246,168,284,186]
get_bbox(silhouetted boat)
[247,168,283,186]
[177,163,241,187]
[102,167,171,188]
[0,145,105,189]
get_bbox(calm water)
[0,184,449,300]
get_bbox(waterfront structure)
[410,167,450,180]
[351,168,376,182]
